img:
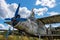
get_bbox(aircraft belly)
[14,20,46,35]
[14,20,38,35]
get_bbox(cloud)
[8,3,31,18]
[34,7,48,16]
[0,0,59,19]
[0,0,31,19]
[35,0,41,5]
[0,0,13,18]
[0,24,16,30]
[0,24,6,29]
[8,3,18,13]
[35,0,56,8]
[0,0,49,19]
[47,12,60,16]
[19,7,31,18]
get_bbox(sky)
[0,0,60,29]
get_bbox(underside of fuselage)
[14,19,47,36]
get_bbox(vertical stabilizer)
[29,8,35,20]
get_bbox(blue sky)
[5,0,60,17]
[0,0,60,29]
[5,0,60,12]
[6,0,37,10]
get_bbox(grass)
[0,35,39,40]
[0,35,60,40]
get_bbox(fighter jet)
[4,4,60,37]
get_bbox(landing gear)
[18,29,25,35]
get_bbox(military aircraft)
[4,4,60,37]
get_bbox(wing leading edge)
[36,15,60,24]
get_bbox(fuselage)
[14,19,47,36]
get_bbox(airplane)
[4,4,60,37]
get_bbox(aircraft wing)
[36,15,60,24]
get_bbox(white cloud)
[8,3,18,12]
[8,3,31,18]
[19,7,31,18]
[0,0,59,19]
[0,24,16,30]
[35,0,56,8]
[35,0,41,5]
[48,12,60,16]
[0,0,31,19]
[45,23,60,28]
[34,7,48,16]
[45,25,50,28]
[0,0,13,18]
[0,24,6,29]
[0,0,49,19]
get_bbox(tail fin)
[29,8,35,19]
